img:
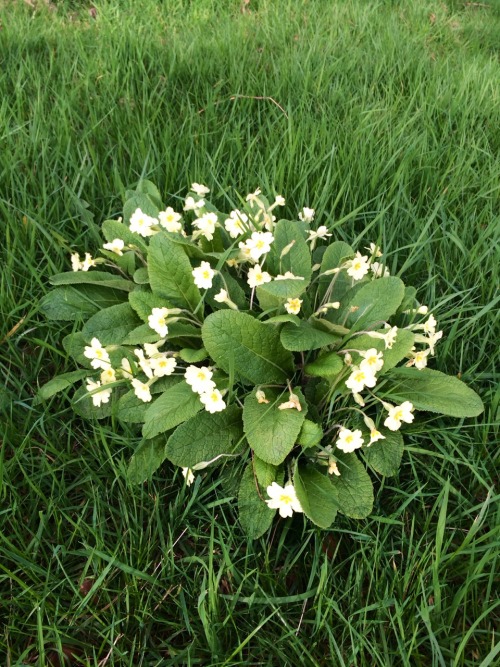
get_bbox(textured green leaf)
[317,241,354,303]
[117,390,150,424]
[243,388,306,465]
[134,179,163,208]
[347,328,415,373]
[280,320,340,351]
[101,219,147,250]
[304,351,344,378]
[165,405,244,468]
[82,303,141,345]
[148,233,202,312]
[384,367,484,417]
[294,465,337,528]
[123,193,160,224]
[36,370,89,403]
[238,463,276,539]
[63,332,92,367]
[257,278,308,301]
[178,347,208,363]
[122,321,201,345]
[330,452,374,519]
[127,438,168,484]
[133,267,149,284]
[266,220,312,280]
[72,385,115,420]
[49,271,134,292]
[40,285,125,321]
[202,310,294,384]
[253,457,282,488]
[338,277,405,330]
[263,314,301,326]
[142,381,202,439]
[297,420,323,448]
[363,429,404,477]
[128,290,174,322]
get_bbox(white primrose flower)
[336,428,364,453]
[214,289,228,303]
[80,253,97,272]
[359,348,384,374]
[103,238,125,256]
[191,182,210,196]
[129,208,158,237]
[363,415,385,446]
[85,379,112,407]
[158,207,183,233]
[199,388,226,413]
[415,330,443,355]
[238,241,256,263]
[423,314,437,335]
[307,226,331,243]
[245,231,274,261]
[345,252,370,281]
[345,366,377,393]
[384,401,414,432]
[370,261,390,278]
[274,195,286,207]
[184,365,216,394]
[367,326,399,350]
[275,271,305,281]
[245,187,262,202]
[278,392,302,411]
[182,467,195,486]
[409,348,430,370]
[149,355,176,378]
[417,305,429,315]
[262,212,277,232]
[184,196,205,212]
[131,378,152,403]
[265,482,303,518]
[84,338,111,370]
[100,368,116,385]
[365,242,383,258]
[247,264,272,288]
[71,253,82,271]
[192,261,215,289]
[224,210,249,238]
[134,348,153,379]
[298,207,315,223]
[284,298,303,315]
[148,307,171,338]
[192,211,218,240]
[120,357,133,378]
[143,339,166,357]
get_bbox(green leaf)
[280,320,340,351]
[263,314,301,326]
[40,285,125,321]
[297,420,323,448]
[127,438,168,484]
[102,219,147,251]
[253,457,282,488]
[142,381,202,439]
[257,278,309,300]
[266,220,312,281]
[117,390,150,424]
[82,303,142,345]
[363,429,404,477]
[121,323,163,345]
[148,233,202,311]
[178,347,208,363]
[238,462,276,539]
[243,388,306,465]
[128,290,174,322]
[294,465,337,529]
[384,367,484,417]
[72,385,115,420]
[49,271,134,292]
[338,277,405,330]
[347,328,415,373]
[134,179,163,209]
[330,453,374,519]
[123,192,160,224]
[122,321,201,346]
[35,370,89,403]
[317,241,353,303]
[63,331,91,367]
[165,405,244,468]
[202,310,294,384]
[133,267,149,284]
[304,351,344,378]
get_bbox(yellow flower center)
[256,240,265,249]
[202,270,210,279]
[355,372,365,382]
[197,372,207,380]
[158,317,166,326]
[96,350,103,358]
[345,435,353,443]
[394,410,403,421]
[210,393,219,402]
[279,494,293,505]
[353,261,362,270]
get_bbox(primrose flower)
[80,253,97,272]
[192,261,215,289]
[143,339,166,357]
[182,467,195,486]
[265,482,303,518]
[150,355,176,378]
[85,379,112,407]
[384,401,414,432]
[336,428,364,453]
[328,460,341,476]
[183,196,205,212]
[131,378,152,403]
[363,416,385,446]
[345,252,370,281]
[184,365,216,394]
[298,207,315,223]
[120,357,133,378]
[245,231,274,261]
[417,329,443,355]
[278,391,302,411]
[409,348,430,370]
[129,208,158,237]
[199,388,226,413]
[359,348,384,374]
[423,314,437,335]
[224,210,248,238]
[192,211,218,240]
[307,226,331,243]
[255,389,269,404]
[246,187,262,202]
[191,183,210,196]
[238,241,255,263]
[370,262,390,278]
[367,326,399,349]
[214,289,228,303]
[417,305,429,315]
[84,338,111,370]
[148,307,171,338]
[247,264,272,289]
[352,392,365,407]
[70,253,82,271]
[284,297,303,315]
[274,195,286,207]
[100,368,116,385]
[159,207,183,233]
[134,348,153,379]
[345,366,377,393]
[365,243,383,257]
[103,238,125,256]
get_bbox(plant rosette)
[38,180,484,538]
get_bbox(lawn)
[0,0,499,665]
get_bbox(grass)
[0,0,499,664]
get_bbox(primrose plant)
[39,180,483,537]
